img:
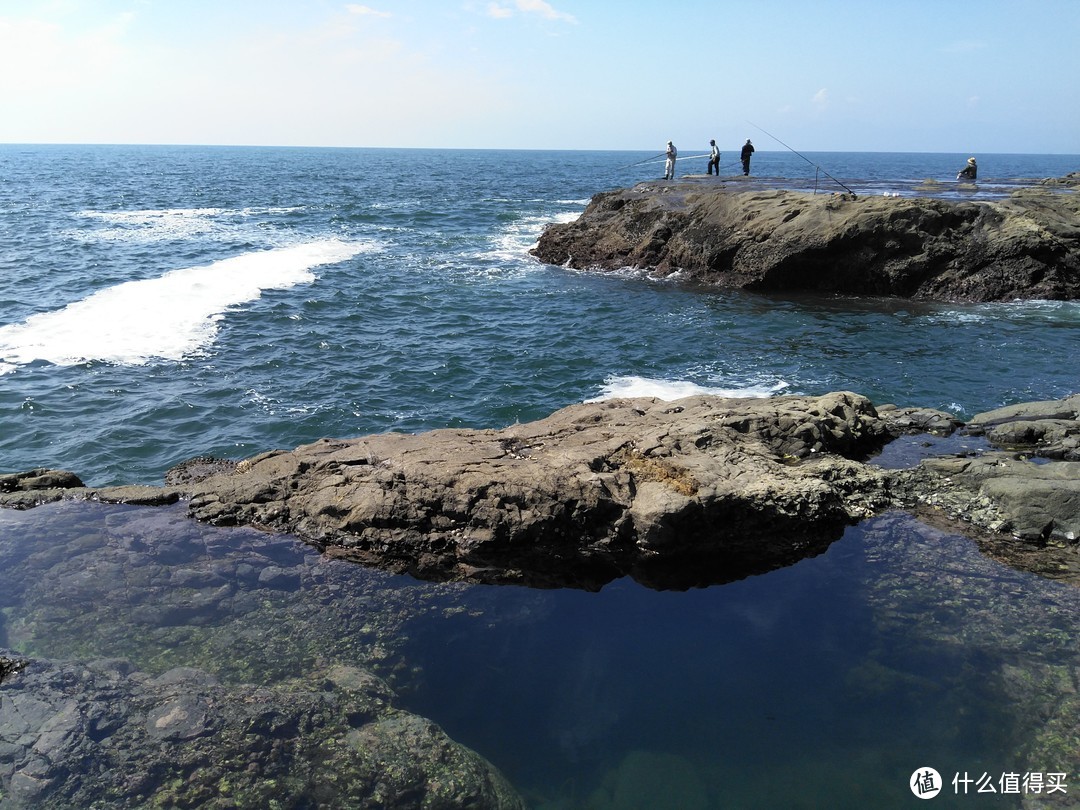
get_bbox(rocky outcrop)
[531,175,1080,302]
[4,391,1079,589]
[0,393,900,590]
[894,395,1080,549]
[0,656,523,809]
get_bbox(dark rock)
[0,656,524,809]
[531,179,1080,302]
[164,456,239,486]
[0,654,28,685]
[0,469,85,510]
[0,469,83,492]
[875,404,963,437]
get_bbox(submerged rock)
[0,656,523,809]
[531,176,1080,302]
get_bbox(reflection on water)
[2,501,1078,808]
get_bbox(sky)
[0,0,1077,154]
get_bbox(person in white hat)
[741,139,755,176]
[957,156,977,181]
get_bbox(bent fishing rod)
[747,121,857,197]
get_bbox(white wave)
[66,206,306,244]
[586,375,789,402]
[475,212,568,266]
[0,240,369,372]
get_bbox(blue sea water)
[2,145,1080,808]
[2,145,1079,485]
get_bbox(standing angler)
[707,139,720,175]
[741,139,755,175]
[664,140,678,180]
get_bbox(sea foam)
[67,206,307,244]
[0,240,369,373]
[587,375,789,402]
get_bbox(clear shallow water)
[2,502,1076,808]
[2,146,1080,807]
[1,146,1078,486]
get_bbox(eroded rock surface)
[0,393,898,590]
[181,392,899,589]
[4,391,1079,588]
[531,176,1080,302]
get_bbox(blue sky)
[1,0,1077,153]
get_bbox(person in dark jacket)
[956,156,977,181]
[740,139,755,176]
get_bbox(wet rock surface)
[892,394,1080,570]
[531,175,1080,302]
[3,391,1079,588]
[0,392,902,590]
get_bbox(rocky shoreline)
[3,391,1078,589]
[3,391,1080,807]
[531,174,1080,302]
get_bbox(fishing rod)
[747,121,857,197]
[633,153,712,167]
[618,152,667,169]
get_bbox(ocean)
[2,145,1080,808]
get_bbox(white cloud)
[485,0,576,23]
[517,0,576,22]
[813,87,828,105]
[486,3,514,19]
[345,4,391,18]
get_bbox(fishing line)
[618,152,667,169]
[747,121,857,197]
[632,153,712,167]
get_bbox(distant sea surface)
[3,146,1080,809]
[2,145,1078,485]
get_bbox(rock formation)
[3,391,1079,589]
[1,393,898,590]
[894,395,1080,551]
[531,175,1080,302]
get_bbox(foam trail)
[587,375,789,402]
[0,240,366,372]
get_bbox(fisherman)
[740,139,755,176]
[664,141,678,181]
[707,139,720,175]
[956,157,977,181]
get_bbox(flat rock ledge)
[4,391,1080,589]
[531,174,1080,302]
